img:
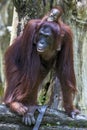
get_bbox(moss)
[0,83,4,102]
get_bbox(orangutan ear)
[33,33,37,45]
[56,44,61,51]
[56,30,65,51]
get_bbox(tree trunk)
[10,7,18,45]
[0,0,13,101]
[59,0,87,113]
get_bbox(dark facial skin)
[37,26,56,60]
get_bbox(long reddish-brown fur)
[4,17,77,115]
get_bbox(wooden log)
[0,104,87,130]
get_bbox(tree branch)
[0,104,87,130]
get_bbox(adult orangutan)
[4,7,80,125]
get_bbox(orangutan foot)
[10,102,28,115]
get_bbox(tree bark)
[59,0,87,113]
[10,7,18,45]
[0,0,13,102]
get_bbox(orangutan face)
[47,8,60,22]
